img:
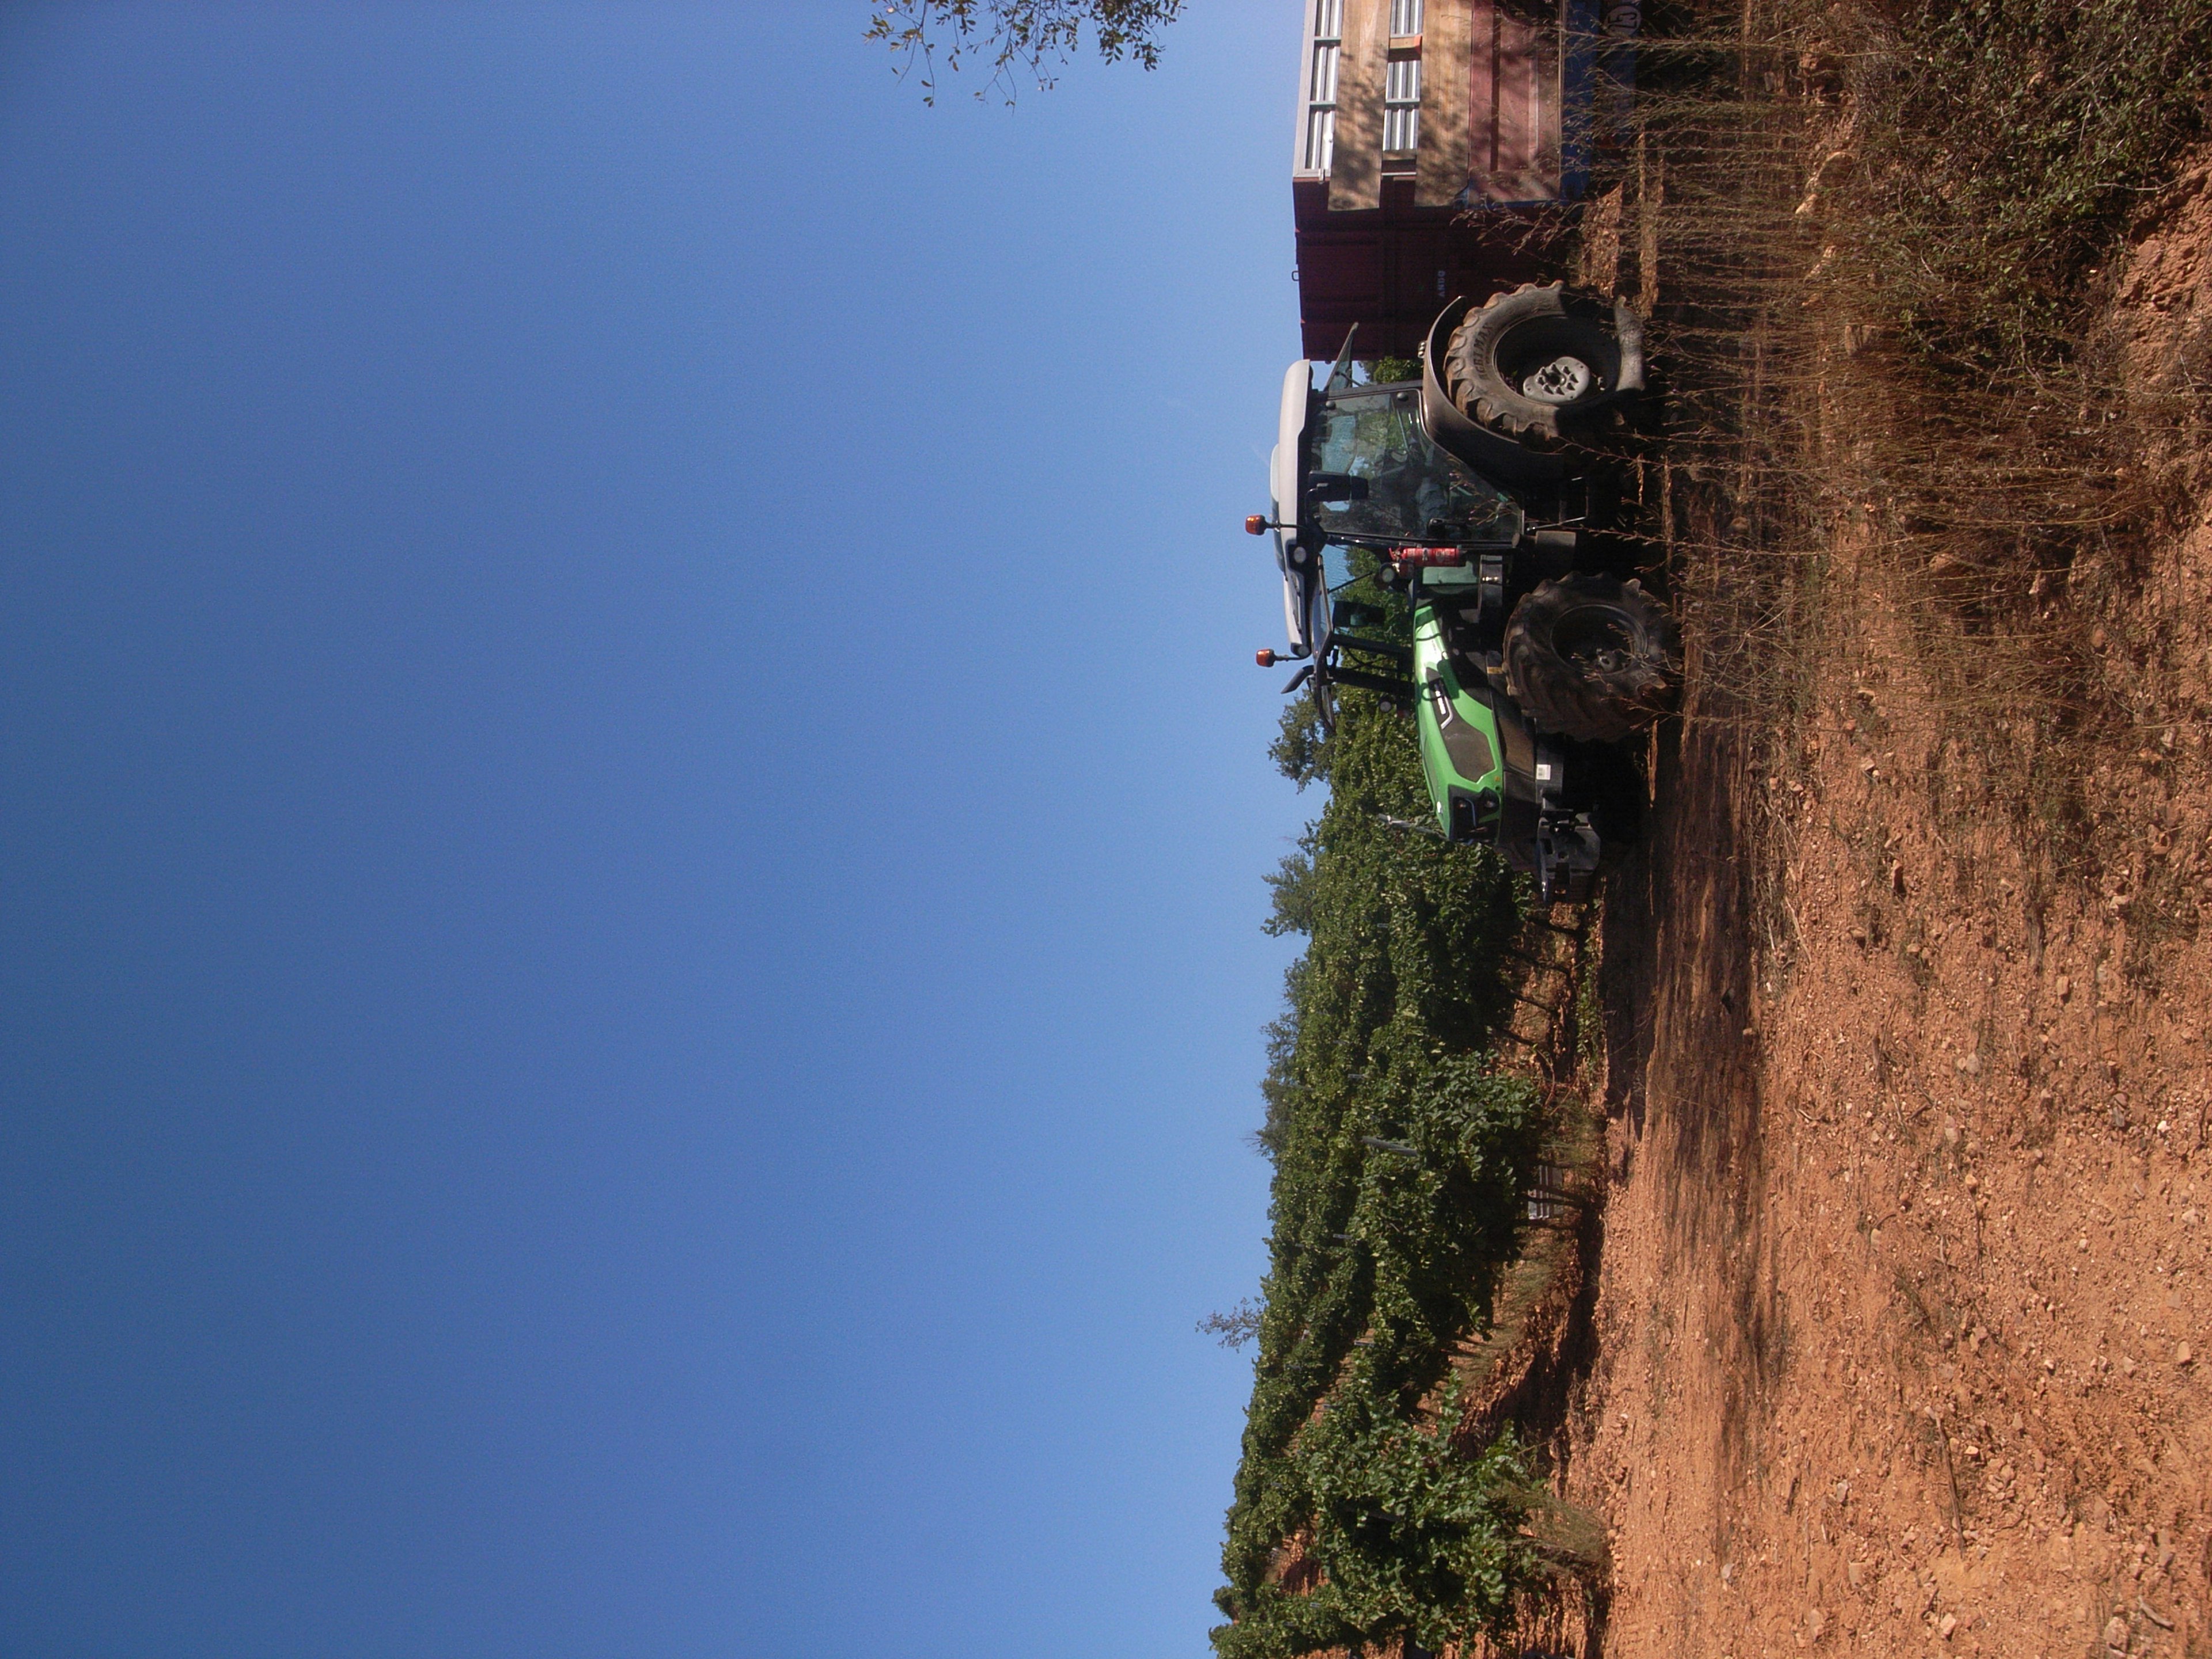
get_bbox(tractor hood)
[1268,360,1323,656]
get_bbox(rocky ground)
[1557,158,2212,1659]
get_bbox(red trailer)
[1291,0,1639,360]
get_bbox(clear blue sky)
[0,5,1309,1656]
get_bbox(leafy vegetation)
[1213,649,1550,1657]
[1837,0,2212,370]
[1218,1399,1539,1659]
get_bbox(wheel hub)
[1554,608,1639,676]
[1521,355,1595,405]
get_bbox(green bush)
[1217,1398,1536,1659]
[1214,676,1545,1657]
[1842,0,2212,369]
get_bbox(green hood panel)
[1411,606,1503,832]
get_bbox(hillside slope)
[1570,157,2212,1659]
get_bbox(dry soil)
[1557,159,2212,1659]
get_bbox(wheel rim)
[1552,605,1639,675]
[1521,354,1595,406]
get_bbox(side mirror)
[1305,473,1369,504]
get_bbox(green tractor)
[1250,284,1678,902]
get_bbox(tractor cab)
[1303,382,1525,552]
[1256,355,1600,902]
[1263,350,1527,666]
[1249,289,1675,904]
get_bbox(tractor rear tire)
[1503,574,1680,743]
[1445,283,1640,448]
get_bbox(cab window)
[1308,389,1522,547]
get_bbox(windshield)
[1306,388,1523,548]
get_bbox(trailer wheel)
[1503,574,1679,743]
[1445,283,1641,448]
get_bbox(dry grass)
[1570,2,2212,907]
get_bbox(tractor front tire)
[1503,574,1680,743]
[1445,283,1642,448]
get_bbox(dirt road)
[1563,161,2212,1659]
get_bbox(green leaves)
[1846,0,2212,369]
[1297,1395,1535,1650]
[1260,838,1320,939]
[1217,684,1542,1656]
[1267,694,1331,791]
[1216,1387,1538,1659]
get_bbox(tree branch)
[866,0,1184,104]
